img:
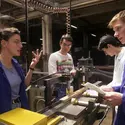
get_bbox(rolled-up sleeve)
[113,86,120,92]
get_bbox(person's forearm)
[25,69,33,86]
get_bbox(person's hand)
[29,49,42,69]
[104,92,123,106]
[55,73,62,77]
[70,69,76,76]
[100,85,114,92]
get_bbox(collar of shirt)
[117,47,125,61]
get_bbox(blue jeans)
[55,84,67,100]
[12,102,21,109]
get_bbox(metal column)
[42,15,52,72]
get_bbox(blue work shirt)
[0,58,29,114]
[113,67,125,125]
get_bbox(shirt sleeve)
[48,54,57,75]
[112,86,120,92]
[108,81,114,86]
[109,57,117,86]
[122,93,125,113]
[108,81,122,87]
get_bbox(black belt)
[12,98,20,104]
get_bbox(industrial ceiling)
[1,0,125,65]
[1,0,125,26]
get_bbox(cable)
[31,72,57,84]
[98,106,110,125]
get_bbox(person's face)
[60,39,72,53]
[113,19,125,44]
[3,34,23,56]
[102,45,115,57]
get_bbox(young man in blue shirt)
[100,10,125,125]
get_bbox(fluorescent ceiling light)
[22,42,26,44]
[71,24,78,29]
[91,34,96,37]
[66,23,78,29]
[40,38,43,41]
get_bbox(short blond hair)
[108,10,125,28]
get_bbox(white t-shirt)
[108,47,125,87]
[48,51,74,75]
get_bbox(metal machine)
[38,84,110,125]
[0,82,110,125]
[28,72,73,110]
[0,69,110,125]
[28,56,113,112]
[44,73,73,106]
[75,56,113,86]
[26,58,112,125]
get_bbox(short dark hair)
[0,15,15,29]
[0,27,20,41]
[60,34,73,43]
[0,27,20,50]
[98,34,121,50]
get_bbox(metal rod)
[98,106,110,125]
[31,72,57,84]
[78,100,108,109]
[25,0,29,72]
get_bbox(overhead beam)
[1,7,19,14]
[3,0,34,11]
[3,0,43,22]
[61,0,115,10]
[4,0,124,23]
[15,11,43,22]
[72,0,125,19]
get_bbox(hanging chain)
[28,0,71,34]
